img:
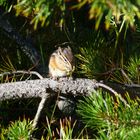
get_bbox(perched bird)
[48,46,75,78]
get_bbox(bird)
[48,46,75,78]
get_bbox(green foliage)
[0,55,40,83]
[126,56,140,83]
[2,0,139,31]
[41,96,80,139]
[76,31,106,78]
[57,117,76,140]
[1,0,140,139]
[0,0,6,6]
[40,97,88,139]
[0,56,16,83]
[0,118,33,140]
[41,117,84,140]
[73,0,140,30]
[14,0,66,30]
[0,0,12,11]
[77,90,140,139]
[0,56,16,73]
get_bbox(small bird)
[48,46,75,78]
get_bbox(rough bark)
[0,78,97,101]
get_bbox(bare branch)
[32,94,49,129]
[101,68,133,84]
[97,83,130,107]
[0,78,97,101]
[0,78,129,106]
[0,70,43,79]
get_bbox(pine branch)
[77,90,140,139]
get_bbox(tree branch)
[32,93,49,129]
[0,78,97,101]
[0,78,129,106]
[0,77,131,129]
[0,70,44,80]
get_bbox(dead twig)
[96,82,130,108]
[101,68,133,84]
[32,94,49,129]
[0,70,43,79]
